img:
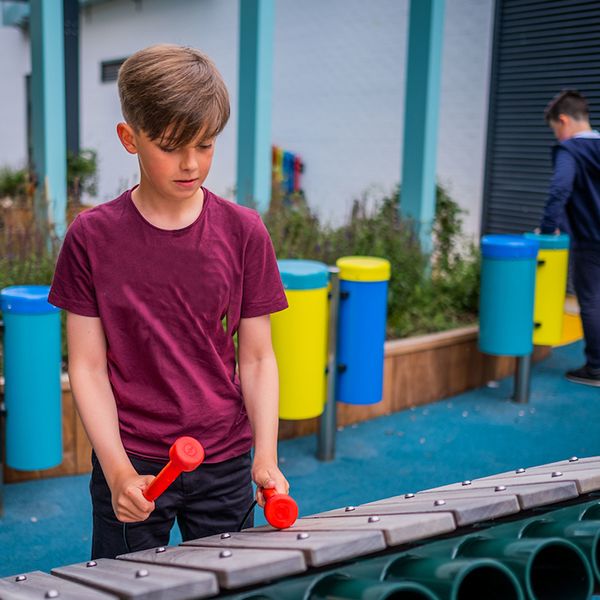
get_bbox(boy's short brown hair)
[118,44,230,149]
[544,89,589,124]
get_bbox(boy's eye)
[157,142,212,152]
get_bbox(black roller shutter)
[482,0,600,234]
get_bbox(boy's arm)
[540,147,577,233]
[67,312,155,522]
[237,314,289,507]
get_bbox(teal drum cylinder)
[1,285,62,470]
[479,235,539,356]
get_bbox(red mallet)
[262,487,299,529]
[143,437,205,502]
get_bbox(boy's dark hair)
[118,44,230,149]
[544,89,589,123]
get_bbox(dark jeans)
[573,248,600,369]
[90,450,254,560]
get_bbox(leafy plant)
[0,227,58,290]
[0,222,63,371]
[67,149,98,205]
[0,149,98,209]
[433,183,464,274]
[265,183,480,339]
[0,167,28,202]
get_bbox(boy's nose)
[179,150,198,172]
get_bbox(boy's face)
[548,114,587,142]
[549,117,570,142]
[117,122,215,201]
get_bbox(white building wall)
[438,0,495,237]
[0,0,494,237]
[79,0,239,203]
[0,25,29,172]
[272,0,409,225]
[272,0,494,234]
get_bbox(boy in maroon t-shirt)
[49,44,289,559]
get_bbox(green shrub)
[0,153,96,367]
[0,225,62,372]
[264,184,480,339]
[434,183,464,274]
[0,174,480,368]
[0,167,28,202]
[0,228,58,290]
[67,149,98,205]
[0,149,98,209]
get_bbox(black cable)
[238,500,257,532]
[122,523,131,553]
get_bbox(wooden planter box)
[279,325,550,439]
[4,325,550,483]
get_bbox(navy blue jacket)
[541,132,600,248]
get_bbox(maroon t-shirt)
[49,188,288,462]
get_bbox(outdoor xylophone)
[3,456,600,599]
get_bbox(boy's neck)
[566,120,593,140]
[562,119,592,141]
[132,183,205,230]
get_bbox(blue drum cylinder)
[336,256,391,405]
[479,235,539,357]
[0,285,62,470]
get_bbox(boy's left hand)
[252,459,289,508]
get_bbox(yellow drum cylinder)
[271,260,329,420]
[524,233,570,346]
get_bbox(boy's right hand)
[111,473,156,522]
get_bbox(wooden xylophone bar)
[2,456,600,599]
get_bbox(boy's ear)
[117,122,138,154]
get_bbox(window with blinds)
[100,58,128,83]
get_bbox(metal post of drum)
[513,354,532,403]
[317,267,340,461]
[513,315,539,403]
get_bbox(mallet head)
[169,436,205,472]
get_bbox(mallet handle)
[143,437,205,502]
[144,462,180,501]
[263,488,277,501]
